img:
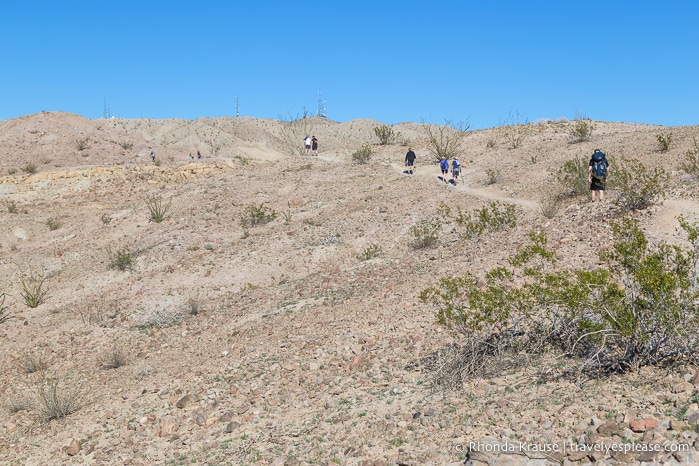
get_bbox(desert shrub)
[410,218,442,249]
[100,343,128,369]
[500,111,529,149]
[421,217,699,384]
[423,119,470,162]
[351,145,373,164]
[451,201,517,239]
[118,140,134,150]
[374,124,401,145]
[145,194,172,223]
[550,156,589,197]
[656,132,673,152]
[0,293,12,325]
[611,157,668,211]
[240,203,277,227]
[132,306,183,328]
[74,137,90,151]
[8,168,17,175]
[184,296,205,315]
[484,168,500,186]
[29,372,83,422]
[108,246,134,271]
[21,163,37,174]
[7,201,18,214]
[18,350,48,374]
[100,213,112,225]
[680,136,699,175]
[18,268,49,308]
[539,193,563,219]
[569,119,594,143]
[46,217,62,231]
[356,244,382,261]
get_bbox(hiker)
[452,157,462,184]
[311,136,318,156]
[588,149,610,201]
[304,136,312,155]
[439,156,449,182]
[405,148,416,174]
[189,153,193,161]
[150,149,155,162]
[197,150,202,160]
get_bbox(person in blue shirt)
[451,157,462,184]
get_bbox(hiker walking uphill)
[451,157,462,184]
[439,156,449,182]
[405,148,416,174]
[311,136,318,156]
[588,149,610,201]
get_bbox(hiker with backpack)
[588,149,610,201]
[451,157,462,184]
[439,156,449,182]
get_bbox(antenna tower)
[317,91,327,118]
[236,96,240,117]
[103,97,111,119]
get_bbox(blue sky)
[1,1,697,129]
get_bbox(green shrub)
[410,218,442,249]
[656,132,673,152]
[108,246,134,271]
[240,203,277,227]
[356,244,382,261]
[145,194,172,223]
[611,157,668,211]
[46,217,62,231]
[421,217,699,384]
[7,201,18,214]
[451,201,517,239]
[100,213,112,225]
[550,156,589,197]
[680,136,699,175]
[569,120,594,143]
[351,145,373,164]
[18,268,49,308]
[118,140,134,150]
[374,124,401,145]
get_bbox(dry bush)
[100,343,128,369]
[0,293,12,325]
[132,306,184,328]
[145,194,172,223]
[28,372,84,422]
[18,350,48,374]
[423,119,470,162]
[569,119,594,143]
[539,193,563,219]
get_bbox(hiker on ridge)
[588,148,610,202]
[311,136,318,156]
[304,136,312,155]
[405,148,416,175]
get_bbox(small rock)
[65,439,81,456]
[176,394,195,409]
[673,381,694,393]
[225,421,240,433]
[670,419,687,431]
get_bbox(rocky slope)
[1,112,699,465]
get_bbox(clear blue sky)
[1,1,697,129]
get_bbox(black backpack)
[591,151,608,179]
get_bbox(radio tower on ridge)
[317,91,327,118]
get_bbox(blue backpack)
[440,159,449,171]
[591,151,608,179]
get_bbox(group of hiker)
[404,147,610,200]
[304,135,319,156]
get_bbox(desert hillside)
[2,112,699,465]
